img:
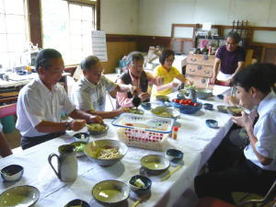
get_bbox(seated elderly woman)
[70,56,134,118]
[152,49,191,96]
[116,52,162,107]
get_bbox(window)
[41,0,96,65]
[0,0,29,69]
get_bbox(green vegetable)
[134,178,145,188]
[87,123,106,132]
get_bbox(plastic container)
[113,113,174,151]
[171,126,179,139]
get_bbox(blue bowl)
[129,175,152,195]
[172,102,202,114]
[203,103,213,110]
[64,199,90,207]
[166,149,184,163]
[141,102,151,110]
[217,94,224,100]
[206,119,218,129]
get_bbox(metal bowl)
[92,180,130,206]
[0,185,40,207]
[140,154,170,175]
[84,139,128,167]
[86,123,109,136]
[1,164,24,182]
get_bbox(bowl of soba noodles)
[84,139,128,167]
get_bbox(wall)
[138,0,276,37]
[101,0,139,34]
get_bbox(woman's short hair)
[232,63,276,93]
[80,56,100,71]
[35,48,62,71]
[126,51,144,66]
[226,32,241,43]
[159,49,175,65]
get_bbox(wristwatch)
[65,121,72,130]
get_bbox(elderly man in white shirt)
[195,63,276,204]
[70,56,132,118]
[16,49,102,149]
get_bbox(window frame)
[27,0,100,60]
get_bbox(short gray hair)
[80,56,100,71]
[226,32,241,43]
[126,51,144,66]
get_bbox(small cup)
[1,164,24,182]
[203,103,213,110]
[166,149,184,163]
[141,102,151,110]
[206,119,218,129]
[217,94,224,100]
[64,199,90,207]
[73,132,90,143]
[129,175,152,195]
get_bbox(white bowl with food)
[84,139,128,167]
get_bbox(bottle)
[172,126,179,140]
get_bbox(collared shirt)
[70,76,117,111]
[244,91,276,171]
[152,65,181,96]
[16,78,75,137]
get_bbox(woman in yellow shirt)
[153,49,191,96]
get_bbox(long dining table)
[0,86,233,207]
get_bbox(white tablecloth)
[0,88,233,207]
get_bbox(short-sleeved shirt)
[216,45,245,75]
[244,91,276,171]
[16,78,76,137]
[153,65,181,96]
[70,76,117,111]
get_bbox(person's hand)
[70,119,86,131]
[130,86,141,95]
[88,115,103,124]
[186,79,193,86]
[224,79,231,86]
[209,76,216,85]
[154,77,164,86]
[231,111,254,131]
[171,82,179,88]
[138,92,150,102]
[119,107,130,113]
